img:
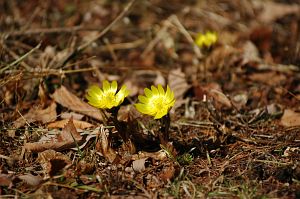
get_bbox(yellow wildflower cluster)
[86,81,175,119]
[195,31,218,48]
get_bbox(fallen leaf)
[72,127,99,151]
[159,163,175,181]
[51,86,102,121]
[96,126,118,163]
[232,92,248,110]
[60,112,84,120]
[132,158,147,173]
[9,102,57,137]
[205,45,239,71]
[0,174,12,187]
[256,1,300,23]
[48,119,93,129]
[37,149,71,177]
[202,83,232,109]
[13,102,56,128]
[18,174,42,186]
[130,150,168,162]
[168,68,190,110]
[248,72,286,86]
[76,160,95,175]
[24,117,83,152]
[241,41,261,65]
[280,109,300,127]
[208,89,232,109]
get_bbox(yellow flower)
[135,85,175,119]
[86,80,129,109]
[195,31,218,48]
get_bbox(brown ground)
[0,0,300,198]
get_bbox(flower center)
[151,96,165,110]
[105,92,116,103]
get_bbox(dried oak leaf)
[37,149,71,177]
[202,83,232,109]
[24,118,83,152]
[51,86,102,121]
[159,162,176,182]
[18,174,43,186]
[9,102,57,137]
[96,126,119,163]
[248,71,286,86]
[280,109,300,127]
[0,174,12,187]
[168,68,190,110]
[132,158,148,173]
[257,1,300,23]
[48,119,93,129]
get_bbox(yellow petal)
[165,85,171,98]
[138,95,148,104]
[86,95,104,108]
[88,85,103,96]
[111,80,118,93]
[116,85,129,103]
[157,84,165,95]
[144,88,153,98]
[102,80,110,92]
[135,103,149,114]
[151,85,159,96]
[154,110,167,119]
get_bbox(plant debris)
[0,0,299,198]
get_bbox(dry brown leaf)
[241,41,261,65]
[60,112,84,120]
[280,109,300,127]
[13,102,57,129]
[132,158,147,173]
[131,150,167,161]
[37,149,71,177]
[159,163,175,182]
[248,72,286,86]
[18,174,43,186]
[24,118,83,152]
[48,119,93,129]
[51,86,102,121]
[208,89,232,109]
[9,102,57,137]
[202,83,232,109]
[0,174,12,187]
[232,92,248,110]
[168,68,190,110]
[205,45,239,71]
[257,1,300,23]
[96,126,118,163]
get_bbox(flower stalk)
[86,80,130,141]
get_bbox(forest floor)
[0,0,300,198]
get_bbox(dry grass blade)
[0,43,40,74]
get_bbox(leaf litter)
[0,0,300,198]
